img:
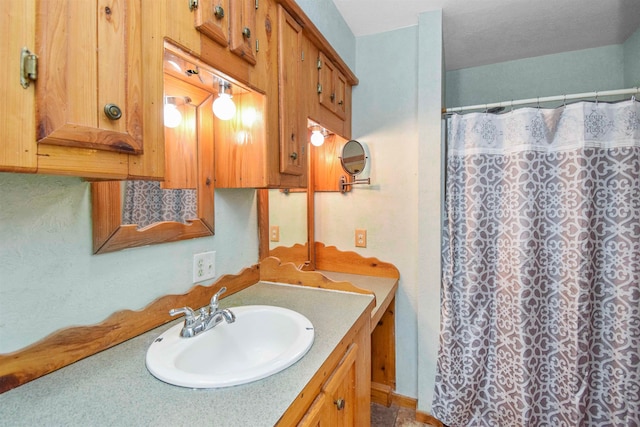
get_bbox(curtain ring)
[595,91,599,106]
[510,99,514,113]
[563,94,566,108]
[537,97,540,110]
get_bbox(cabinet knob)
[242,27,251,39]
[330,93,335,102]
[103,104,122,120]
[290,152,298,160]
[214,5,224,19]
[334,398,345,411]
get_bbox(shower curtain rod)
[443,86,640,114]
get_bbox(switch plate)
[193,251,216,283]
[355,229,367,248]
[270,225,280,242]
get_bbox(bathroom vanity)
[0,259,375,425]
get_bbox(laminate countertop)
[0,281,374,426]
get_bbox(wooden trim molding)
[315,242,401,279]
[260,256,374,297]
[389,393,446,427]
[0,265,259,394]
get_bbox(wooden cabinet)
[193,0,256,65]
[299,344,358,426]
[317,51,347,120]
[0,0,165,180]
[214,1,308,189]
[282,307,371,426]
[1,0,37,173]
[278,5,305,177]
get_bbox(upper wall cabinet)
[213,0,307,189]
[1,0,36,173]
[1,0,166,180]
[277,5,305,177]
[192,0,257,65]
[317,51,347,120]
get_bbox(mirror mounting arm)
[340,175,371,193]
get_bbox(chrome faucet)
[169,287,236,338]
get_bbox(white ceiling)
[332,0,640,70]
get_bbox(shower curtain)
[432,99,640,426]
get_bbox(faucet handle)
[169,307,197,325]
[210,286,227,310]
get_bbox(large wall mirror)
[92,42,265,254]
[265,188,310,266]
[258,125,351,268]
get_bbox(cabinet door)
[36,0,143,155]
[323,344,358,426]
[334,70,347,120]
[194,0,229,47]
[317,51,336,113]
[0,0,37,172]
[297,393,330,427]
[318,51,347,120]
[277,6,304,176]
[230,0,256,65]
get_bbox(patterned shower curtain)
[432,99,640,426]
[122,180,197,229]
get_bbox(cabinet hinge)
[189,0,198,11]
[301,50,305,61]
[20,47,37,89]
[316,58,322,69]
[317,83,323,94]
[255,0,258,9]
[256,39,259,53]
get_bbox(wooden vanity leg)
[370,297,396,406]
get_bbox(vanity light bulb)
[213,93,236,121]
[163,103,182,128]
[310,130,325,147]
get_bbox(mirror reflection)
[268,189,307,251]
[340,140,367,175]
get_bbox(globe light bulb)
[163,103,182,128]
[310,129,325,146]
[213,93,236,121]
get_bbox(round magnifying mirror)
[340,140,367,176]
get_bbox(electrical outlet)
[270,225,280,242]
[193,251,216,283]
[355,229,367,248]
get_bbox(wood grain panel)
[260,257,374,297]
[315,243,401,279]
[0,0,37,172]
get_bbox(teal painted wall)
[0,173,258,352]
[445,44,625,108]
[296,0,356,71]
[624,27,640,87]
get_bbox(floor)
[371,403,439,427]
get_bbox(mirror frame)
[91,98,215,255]
[340,139,367,176]
[91,179,214,254]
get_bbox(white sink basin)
[146,305,314,388]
